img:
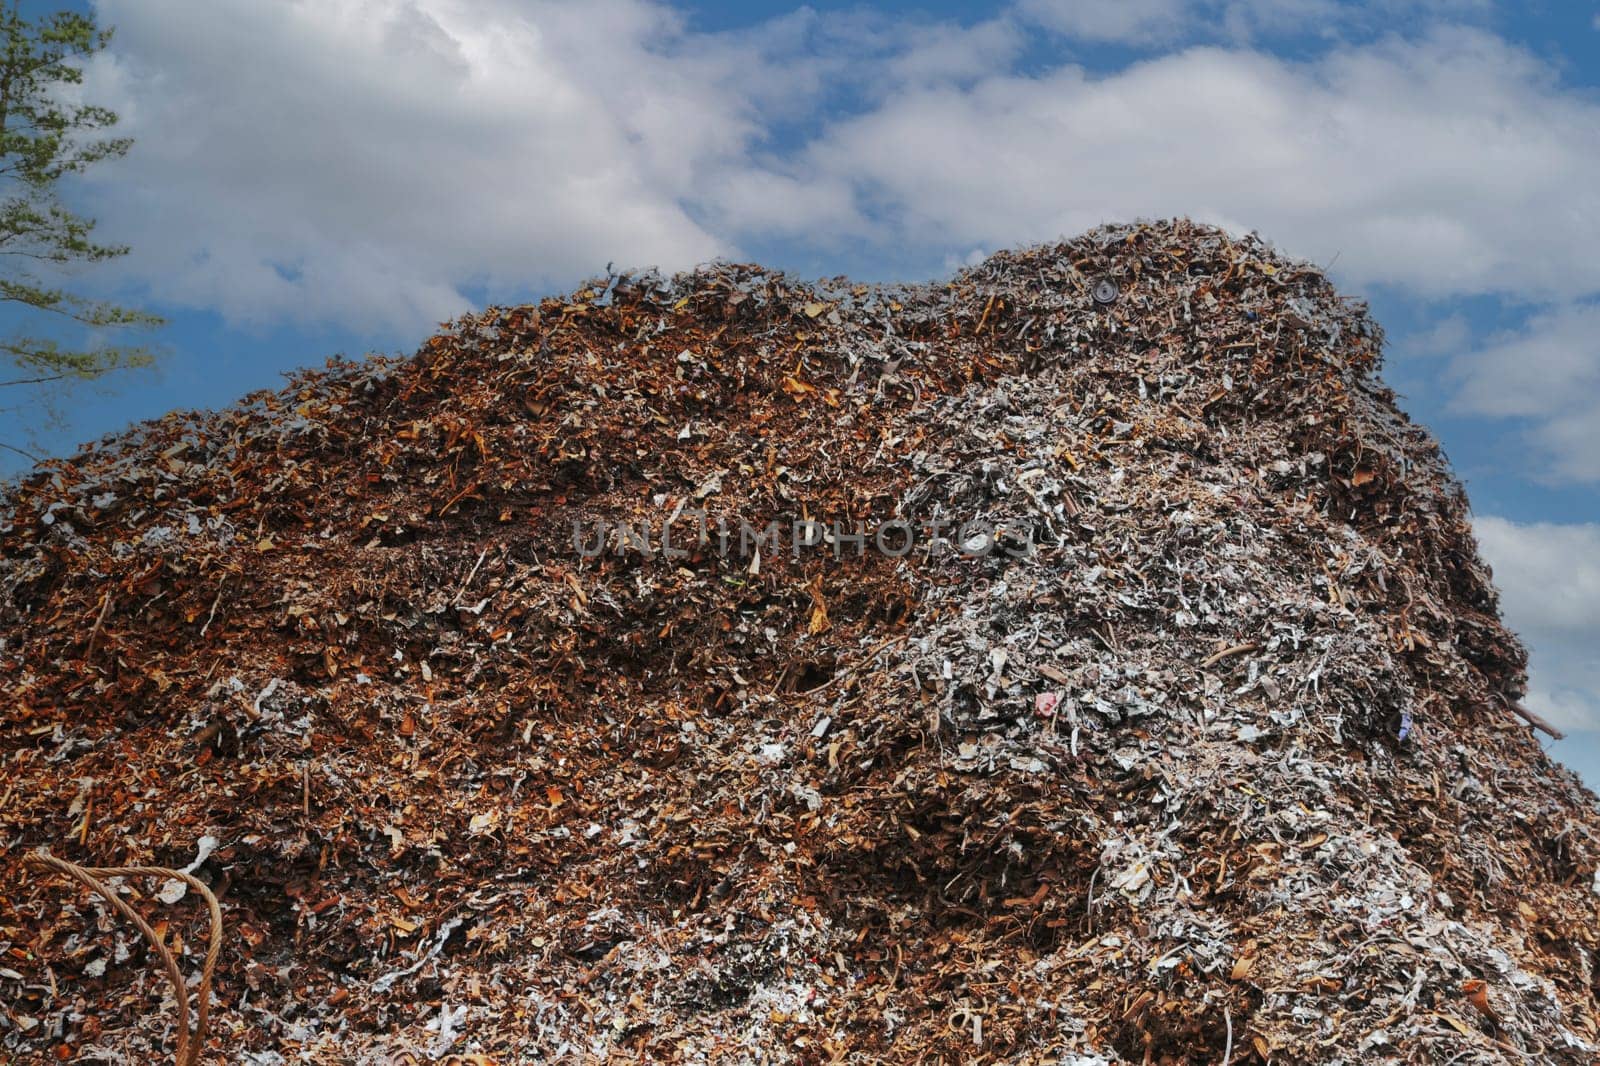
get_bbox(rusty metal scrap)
[2,219,1598,1063]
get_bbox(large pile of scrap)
[3,219,1598,1063]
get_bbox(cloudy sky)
[6,0,1599,786]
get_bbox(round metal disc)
[1092,280,1118,305]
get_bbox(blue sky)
[4,0,1599,786]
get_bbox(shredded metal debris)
[3,219,1598,1063]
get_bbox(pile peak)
[3,219,1597,1063]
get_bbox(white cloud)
[1474,516,1600,734]
[75,1,1051,333]
[782,29,1600,302]
[1452,304,1600,418]
[76,3,1600,336]
[1475,517,1600,634]
[1017,0,1489,46]
[1399,314,1471,360]
[1018,0,1192,44]
[1450,302,1600,482]
[884,17,1026,86]
[1531,410,1600,485]
[81,0,801,331]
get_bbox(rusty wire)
[23,849,222,1066]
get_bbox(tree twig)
[0,372,75,387]
[0,439,42,462]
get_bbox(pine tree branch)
[0,2,160,437]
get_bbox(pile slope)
[3,219,1598,1064]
